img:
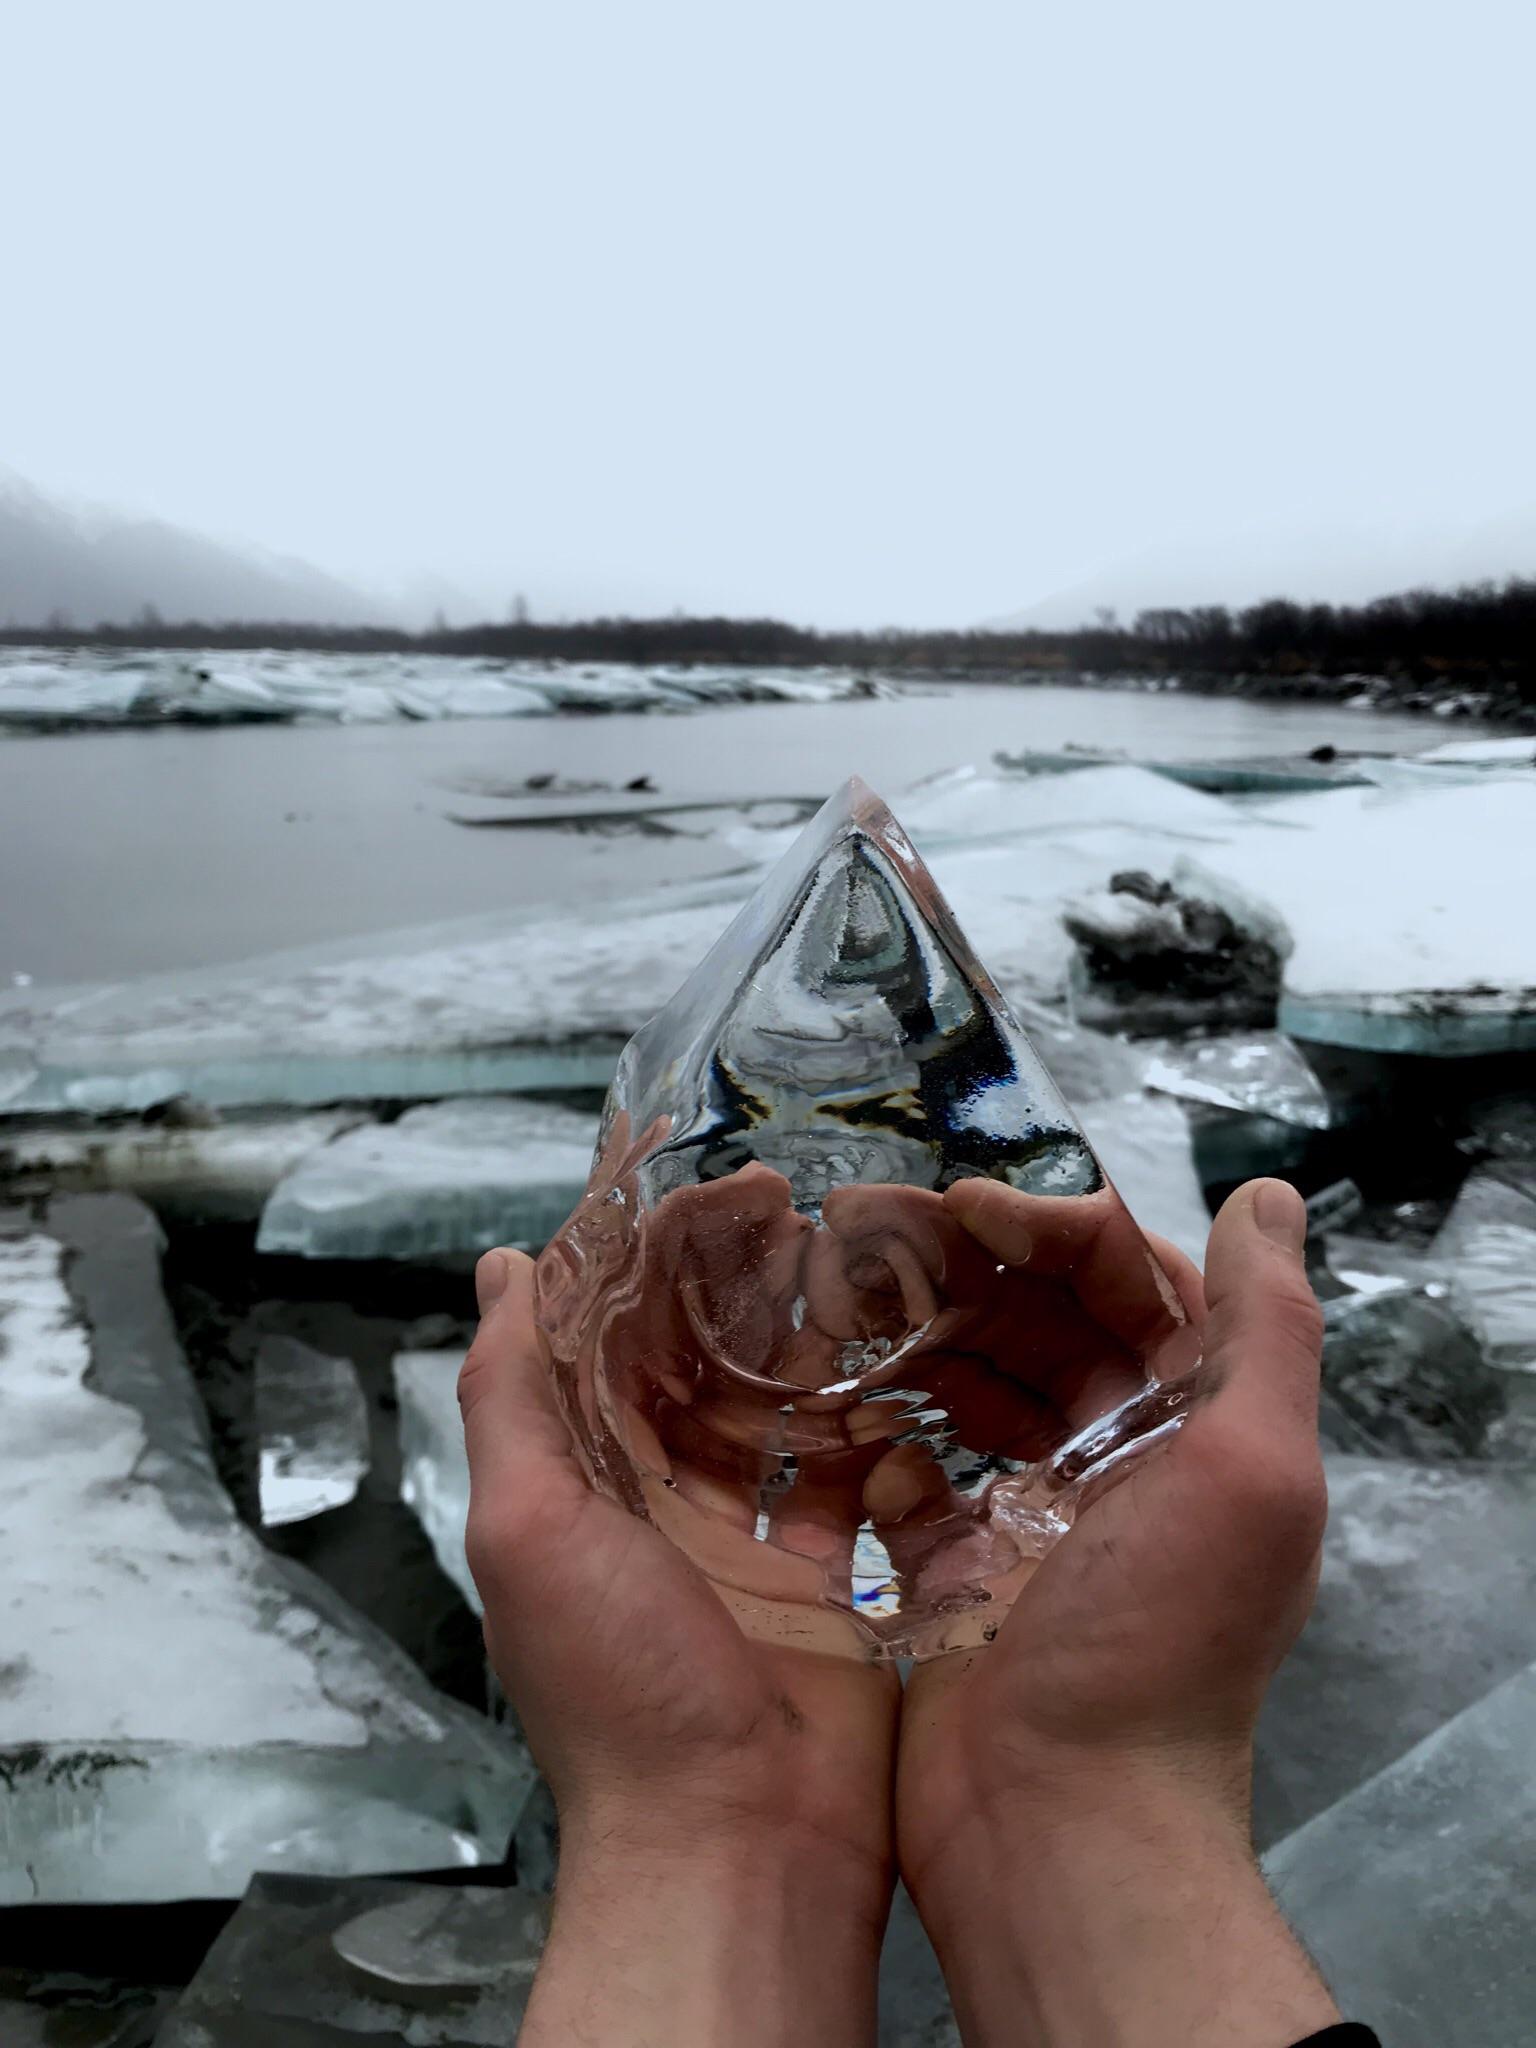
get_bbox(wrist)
[522,1801,890,2048]
[909,1773,1336,2048]
[558,1784,892,1914]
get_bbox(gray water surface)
[0,685,1497,987]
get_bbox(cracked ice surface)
[0,1196,532,1903]
[258,1098,601,1260]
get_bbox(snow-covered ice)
[1184,775,1536,1053]
[0,647,894,730]
[256,1335,371,1525]
[257,1098,600,1260]
[0,1195,532,1903]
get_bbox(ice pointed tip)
[828,774,897,834]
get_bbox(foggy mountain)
[0,470,383,628]
[990,507,1536,633]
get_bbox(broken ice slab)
[898,761,1247,846]
[0,1108,362,1220]
[257,1335,371,1526]
[0,1194,532,1903]
[1255,1456,1536,1850]
[1319,1289,1507,1461]
[156,1872,548,2045]
[1431,1170,1536,1369]
[395,1349,478,1614]
[1265,1659,1536,2045]
[992,746,1376,794]
[257,1098,601,1260]
[1144,1032,1333,1127]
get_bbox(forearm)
[522,1814,889,2048]
[912,1779,1338,2048]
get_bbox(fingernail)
[475,1249,511,1314]
[1252,1179,1306,1255]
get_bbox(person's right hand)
[897,1177,1341,2048]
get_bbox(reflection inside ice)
[537,778,1206,1660]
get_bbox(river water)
[0,682,1500,988]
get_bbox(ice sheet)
[1255,1456,1536,1848]
[1266,1659,1536,2045]
[258,1098,600,1259]
[0,1195,532,1902]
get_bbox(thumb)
[1200,1178,1326,1448]
[458,1247,573,1488]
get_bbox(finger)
[1145,1231,1206,1325]
[458,1247,572,1489]
[1201,1179,1325,1442]
[944,1179,1196,1359]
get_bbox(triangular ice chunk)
[537,779,1205,1661]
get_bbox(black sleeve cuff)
[1291,2028,1380,2048]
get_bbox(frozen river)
[0,680,1502,987]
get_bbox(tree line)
[4,576,1533,713]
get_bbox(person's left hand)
[460,1246,898,2045]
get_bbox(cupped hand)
[898,1176,1328,1897]
[459,1245,899,1893]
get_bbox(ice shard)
[256,1335,371,1525]
[535,779,1206,1662]
[394,1347,479,1613]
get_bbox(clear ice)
[535,779,1206,1661]
[256,1334,371,1525]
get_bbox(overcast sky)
[5,1,1534,627]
